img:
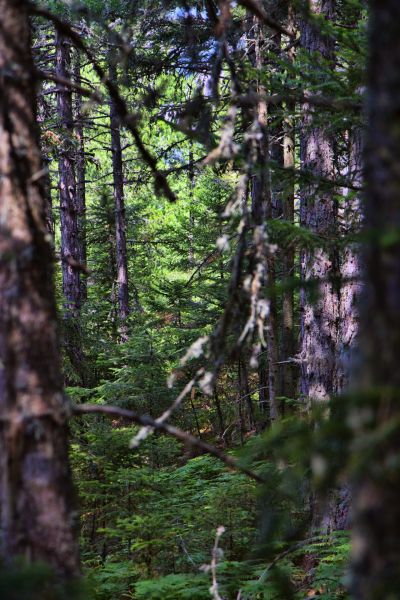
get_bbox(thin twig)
[210,526,226,600]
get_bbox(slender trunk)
[214,388,225,439]
[251,13,280,422]
[56,30,82,314]
[351,2,400,596]
[299,0,338,403]
[42,155,54,237]
[239,358,255,431]
[189,388,202,439]
[188,146,195,267]
[0,0,80,576]
[258,352,268,415]
[281,1,296,402]
[56,30,87,384]
[74,51,87,302]
[109,56,130,340]
[237,362,246,445]
[336,131,362,394]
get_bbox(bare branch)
[72,403,265,483]
[37,69,102,102]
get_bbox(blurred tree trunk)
[0,0,80,577]
[351,1,400,596]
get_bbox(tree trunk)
[299,0,339,403]
[351,1,400,595]
[56,29,87,384]
[336,130,362,394]
[281,1,296,403]
[56,30,82,314]
[299,0,348,536]
[250,11,280,422]
[0,0,80,577]
[109,56,130,341]
[74,51,87,303]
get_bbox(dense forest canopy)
[1,0,400,598]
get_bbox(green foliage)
[0,562,90,600]
[33,0,366,597]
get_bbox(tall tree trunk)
[250,11,280,422]
[109,56,130,341]
[56,29,87,384]
[0,0,80,577]
[299,0,346,534]
[281,1,296,403]
[299,0,338,403]
[351,2,400,595]
[188,145,195,268]
[238,358,255,431]
[74,51,87,303]
[334,131,362,406]
[56,30,82,314]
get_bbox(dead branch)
[72,403,265,483]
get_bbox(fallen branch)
[72,403,265,484]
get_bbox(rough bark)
[0,0,80,577]
[351,2,400,596]
[109,56,130,340]
[281,1,296,402]
[56,30,82,314]
[299,0,350,536]
[336,128,362,394]
[74,51,87,302]
[299,0,339,403]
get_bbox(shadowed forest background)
[1,0,400,598]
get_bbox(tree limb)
[72,403,265,483]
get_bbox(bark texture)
[299,0,338,403]
[109,57,130,340]
[337,128,362,393]
[56,30,83,313]
[0,0,80,577]
[74,52,87,303]
[281,1,296,402]
[351,2,400,596]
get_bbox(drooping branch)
[71,403,265,483]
